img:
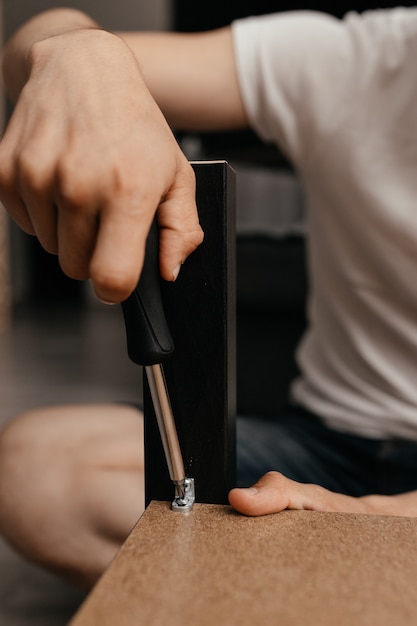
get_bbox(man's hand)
[229,471,417,517]
[0,21,203,303]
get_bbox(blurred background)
[0,0,412,623]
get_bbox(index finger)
[88,199,153,304]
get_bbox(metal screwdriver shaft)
[121,220,194,512]
[145,364,185,498]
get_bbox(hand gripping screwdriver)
[121,220,194,512]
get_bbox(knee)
[0,411,39,493]
[0,409,100,586]
[0,410,55,528]
[0,404,144,587]
[0,413,43,563]
[0,409,56,492]
[0,407,79,549]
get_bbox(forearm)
[2,8,247,132]
[2,8,100,101]
[118,29,248,130]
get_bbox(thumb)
[229,472,293,517]
[157,165,204,281]
[229,471,368,517]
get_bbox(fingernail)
[97,297,116,306]
[172,264,181,281]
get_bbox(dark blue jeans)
[236,405,417,496]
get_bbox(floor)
[0,296,142,626]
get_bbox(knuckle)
[57,157,143,212]
[310,484,327,499]
[266,470,282,479]
[180,158,197,187]
[189,224,204,250]
[90,269,136,303]
[58,256,89,282]
[0,159,13,193]
[26,39,44,68]
[264,471,285,485]
[16,150,39,185]
[57,164,93,212]
[39,234,58,256]
[107,162,138,200]
[179,225,204,259]
[57,244,91,281]
[16,150,51,196]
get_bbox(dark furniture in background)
[174,0,416,31]
[236,235,307,417]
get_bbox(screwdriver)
[121,220,194,512]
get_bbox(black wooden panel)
[144,161,236,506]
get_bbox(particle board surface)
[69,501,417,626]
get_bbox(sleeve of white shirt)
[231,11,351,165]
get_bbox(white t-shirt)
[232,9,417,439]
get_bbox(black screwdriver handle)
[121,220,174,365]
